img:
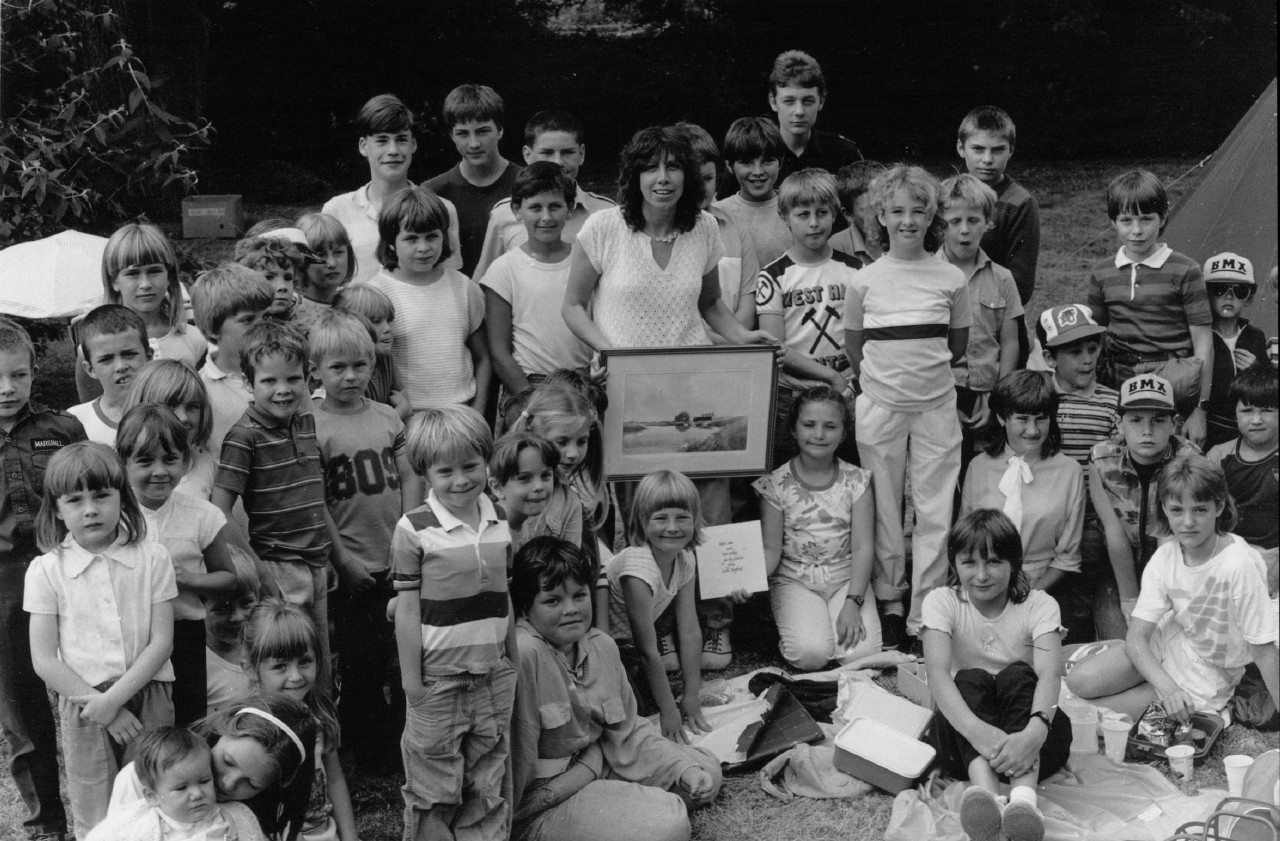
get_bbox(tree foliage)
[0,0,212,244]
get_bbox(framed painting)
[599,345,777,481]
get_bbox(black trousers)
[928,660,1073,782]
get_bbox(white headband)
[233,707,307,764]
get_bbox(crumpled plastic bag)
[758,744,871,801]
[884,775,964,841]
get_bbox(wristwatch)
[1028,711,1052,730]
[846,593,864,606]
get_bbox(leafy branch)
[0,0,213,244]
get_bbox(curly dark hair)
[616,126,705,234]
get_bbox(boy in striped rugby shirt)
[392,406,516,841]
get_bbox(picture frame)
[600,345,777,481]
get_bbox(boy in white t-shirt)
[757,168,859,468]
[480,162,592,395]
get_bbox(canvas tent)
[1164,78,1278,338]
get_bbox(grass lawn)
[4,156,1278,841]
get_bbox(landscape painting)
[601,346,777,481]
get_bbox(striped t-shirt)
[1052,379,1119,472]
[1086,245,1210,357]
[843,254,971,412]
[215,405,330,567]
[390,492,511,677]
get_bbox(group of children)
[1,46,1278,841]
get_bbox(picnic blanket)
[885,754,1231,841]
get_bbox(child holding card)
[753,385,881,669]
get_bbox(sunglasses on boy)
[1208,283,1254,299]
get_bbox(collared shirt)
[141,492,226,621]
[320,182,464,285]
[510,622,703,815]
[777,129,862,189]
[944,248,1023,391]
[24,535,177,687]
[390,491,511,676]
[1086,245,1210,357]
[1,403,86,564]
[829,226,874,268]
[1089,434,1199,568]
[472,189,615,282]
[200,357,252,456]
[214,405,330,566]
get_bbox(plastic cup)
[1166,744,1195,780]
[1063,700,1098,754]
[1100,717,1132,761]
[1224,754,1254,797]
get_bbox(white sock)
[883,602,904,617]
[1008,785,1037,807]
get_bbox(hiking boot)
[880,613,907,650]
[658,631,679,672]
[1002,800,1045,841]
[701,626,732,671]
[958,786,1002,841]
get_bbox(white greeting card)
[696,521,768,600]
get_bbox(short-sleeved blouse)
[576,207,723,348]
[752,459,871,590]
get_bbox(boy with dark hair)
[427,84,523,277]
[472,109,614,282]
[70,305,152,445]
[764,50,861,192]
[322,93,462,284]
[1087,169,1213,445]
[211,320,370,693]
[1038,304,1119,642]
[713,116,791,268]
[831,160,886,266]
[481,161,593,395]
[677,121,758,338]
[1207,363,1278,593]
[1203,252,1269,448]
[0,317,83,841]
[957,106,1040,369]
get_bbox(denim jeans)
[401,660,516,841]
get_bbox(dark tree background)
[21,0,1280,200]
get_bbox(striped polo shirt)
[391,492,511,677]
[843,254,971,412]
[1086,245,1210,357]
[215,404,330,566]
[1052,379,1120,472]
